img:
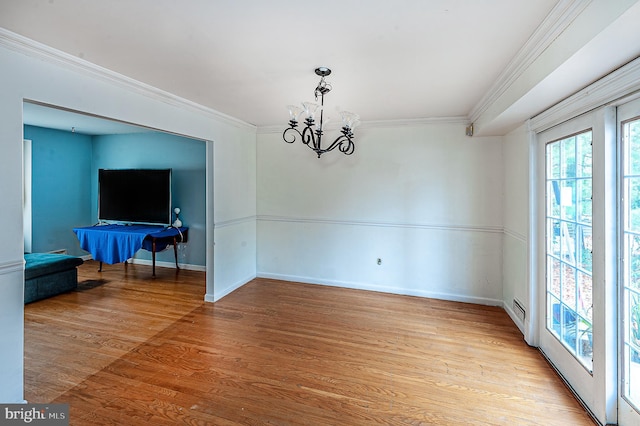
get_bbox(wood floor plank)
[23,260,595,425]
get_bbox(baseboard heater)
[513,298,525,322]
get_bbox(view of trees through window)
[623,117,640,409]
[545,131,593,371]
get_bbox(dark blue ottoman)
[24,253,84,304]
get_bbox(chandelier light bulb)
[287,105,303,122]
[339,111,360,129]
[302,102,319,119]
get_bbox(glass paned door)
[546,131,593,371]
[619,99,640,425]
[537,109,612,423]
[622,116,640,409]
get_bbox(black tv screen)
[98,169,172,225]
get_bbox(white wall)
[502,123,530,335]
[257,122,504,304]
[0,35,257,403]
[210,127,257,301]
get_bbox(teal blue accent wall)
[92,132,206,266]
[25,126,206,267]
[25,125,93,256]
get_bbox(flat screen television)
[98,168,172,225]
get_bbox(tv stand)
[74,224,189,277]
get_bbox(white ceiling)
[1,0,561,131]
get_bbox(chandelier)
[283,67,359,158]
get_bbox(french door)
[618,98,640,425]
[537,108,617,424]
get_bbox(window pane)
[561,180,576,221]
[562,263,576,307]
[549,295,561,334]
[561,305,577,350]
[630,292,640,348]
[549,257,561,299]
[548,181,561,218]
[547,142,560,179]
[577,179,592,225]
[628,178,640,234]
[577,313,592,362]
[561,221,577,266]
[577,271,592,321]
[577,225,592,273]
[545,132,592,371]
[576,132,592,178]
[548,219,561,258]
[623,118,640,409]
[562,137,576,178]
[627,120,640,176]
[629,235,640,291]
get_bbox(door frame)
[616,98,640,425]
[533,107,617,425]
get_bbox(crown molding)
[468,0,591,124]
[530,55,640,132]
[0,28,255,131]
[361,116,469,128]
[257,116,468,135]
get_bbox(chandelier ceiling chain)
[283,67,359,158]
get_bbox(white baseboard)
[257,272,503,307]
[205,273,256,302]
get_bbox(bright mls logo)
[1,404,68,425]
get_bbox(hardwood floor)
[24,260,595,425]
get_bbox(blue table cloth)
[73,224,187,264]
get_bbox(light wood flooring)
[23,260,595,425]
